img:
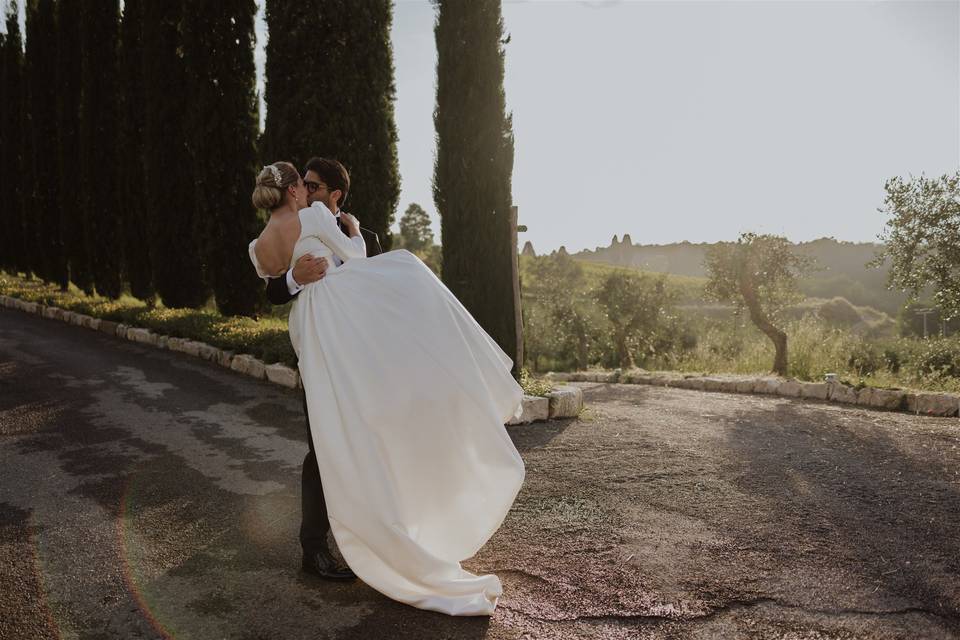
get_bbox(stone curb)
[545,369,960,418]
[507,395,549,425]
[265,362,299,389]
[0,295,571,425]
[505,386,583,425]
[546,385,583,419]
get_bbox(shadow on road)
[508,416,578,453]
[723,401,960,628]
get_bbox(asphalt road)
[2,306,959,640]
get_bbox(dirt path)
[2,307,959,639]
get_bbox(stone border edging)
[507,385,584,425]
[544,369,960,418]
[0,294,578,425]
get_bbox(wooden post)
[510,205,523,376]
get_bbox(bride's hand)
[341,212,360,232]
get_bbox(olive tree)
[594,270,674,370]
[871,172,960,320]
[704,232,813,376]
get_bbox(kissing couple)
[248,157,526,616]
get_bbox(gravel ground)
[2,307,959,639]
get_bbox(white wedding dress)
[247,202,526,616]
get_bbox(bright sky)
[309,0,960,253]
[380,0,960,253]
[9,1,959,253]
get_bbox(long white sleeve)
[302,202,366,262]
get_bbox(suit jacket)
[264,216,382,306]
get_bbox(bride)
[247,161,526,616]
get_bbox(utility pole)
[510,205,524,374]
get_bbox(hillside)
[546,235,908,314]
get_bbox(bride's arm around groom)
[303,201,367,262]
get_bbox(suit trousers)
[299,385,331,553]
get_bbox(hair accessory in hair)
[268,164,283,187]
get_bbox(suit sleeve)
[265,272,297,305]
[360,227,383,257]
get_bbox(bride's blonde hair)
[252,161,299,210]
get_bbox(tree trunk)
[615,334,634,370]
[739,264,788,376]
[577,332,588,371]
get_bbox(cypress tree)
[182,0,261,316]
[0,3,24,274]
[58,0,94,293]
[78,0,122,298]
[262,0,400,249]
[261,0,308,164]
[332,1,400,250]
[23,0,65,285]
[141,0,208,308]
[117,0,153,301]
[0,24,6,271]
[433,0,518,365]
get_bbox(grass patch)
[647,314,960,394]
[0,272,298,367]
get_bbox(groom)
[265,157,382,580]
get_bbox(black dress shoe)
[302,548,357,581]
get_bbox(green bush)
[882,346,902,373]
[912,338,960,378]
[847,341,883,376]
[519,368,553,397]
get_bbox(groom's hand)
[292,254,328,285]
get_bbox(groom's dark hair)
[304,157,350,207]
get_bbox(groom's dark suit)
[265,216,381,556]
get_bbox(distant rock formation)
[521,241,536,257]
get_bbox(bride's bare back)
[254,212,302,276]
